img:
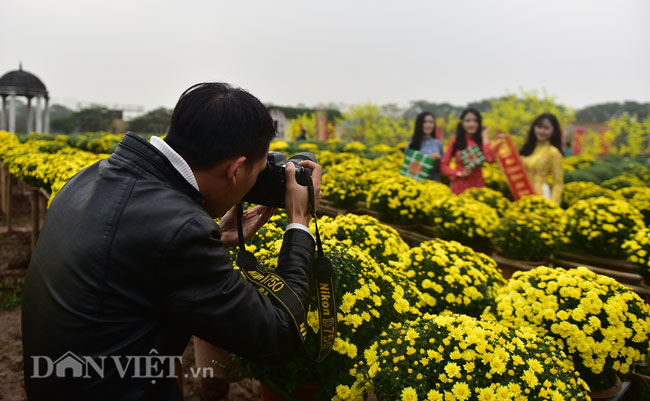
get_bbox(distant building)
[0,63,50,133]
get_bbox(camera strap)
[235,181,336,362]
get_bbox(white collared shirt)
[150,136,199,191]
[149,136,313,240]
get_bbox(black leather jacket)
[22,133,315,400]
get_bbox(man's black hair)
[165,82,275,169]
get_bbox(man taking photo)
[22,82,321,400]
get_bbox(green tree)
[127,107,172,134]
[403,100,463,120]
[50,106,121,134]
[482,90,575,137]
[576,101,650,121]
[337,103,412,145]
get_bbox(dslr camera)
[243,151,317,208]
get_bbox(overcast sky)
[1,0,649,112]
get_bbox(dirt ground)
[0,193,262,401]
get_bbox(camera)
[243,151,317,208]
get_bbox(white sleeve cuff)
[286,223,315,242]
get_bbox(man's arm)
[162,214,314,364]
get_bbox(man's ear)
[226,156,247,184]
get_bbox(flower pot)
[639,282,650,304]
[553,251,638,273]
[491,253,546,279]
[588,375,623,401]
[260,381,320,401]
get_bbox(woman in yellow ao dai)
[520,113,564,204]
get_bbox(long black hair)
[520,113,563,157]
[408,111,436,151]
[451,108,482,154]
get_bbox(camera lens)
[288,152,317,164]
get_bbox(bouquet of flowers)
[400,149,436,182]
[563,196,645,258]
[312,214,410,264]
[496,265,650,390]
[402,239,505,317]
[460,186,511,217]
[339,314,590,401]
[459,144,485,168]
[429,196,498,247]
[492,211,560,261]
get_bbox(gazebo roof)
[0,64,48,98]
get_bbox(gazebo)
[0,64,50,133]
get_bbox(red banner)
[492,134,535,200]
[435,125,443,141]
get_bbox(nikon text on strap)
[235,179,336,362]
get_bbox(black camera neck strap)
[235,181,336,363]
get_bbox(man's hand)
[219,205,275,248]
[285,161,322,227]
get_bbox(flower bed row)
[233,212,650,400]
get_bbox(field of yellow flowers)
[2,129,650,400]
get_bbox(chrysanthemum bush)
[563,196,646,258]
[318,150,357,168]
[563,155,596,171]
[561,181,622,209]
[366,175,437,225]
[460,187,511,217]
[241,241,422,400]
[368,144,397,154]
[496,266,650,390]
[482,162,512,199]
[623,227,650,282]
[600,174,647,190]
[269,139,290,152]
[617,186,649,201]
[343,141,367,153]
[312,214,409,264]
[338,314,590,401]
[0,131,108,204]
[430,196,498,247]
[491,212,559,261]
[228,217,285,267]
[507,195,564,222]
[622,187,650,226]
[322,157,373,209]
[402,239,506,317]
